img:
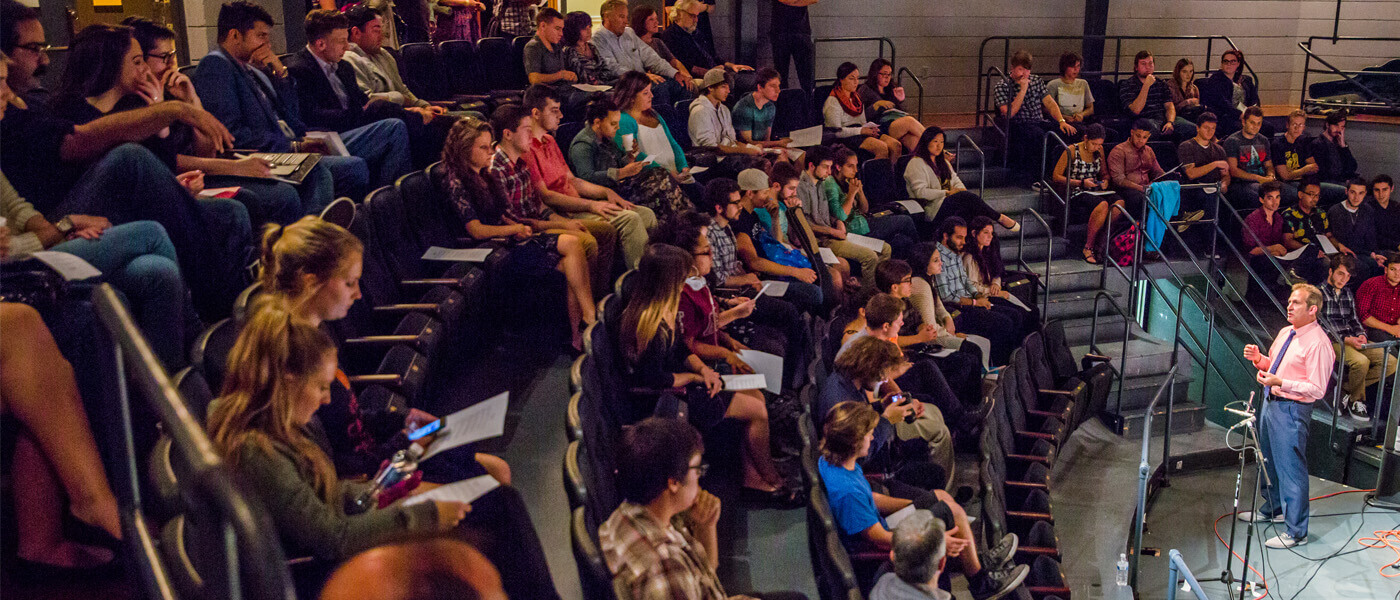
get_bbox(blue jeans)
[1319,182,1348,206]
[207,160,335,225]
[52,143,251,319]
[1146,116,1198,142]
[52,221,189,369]
[772,278,822,313]
[341,118,413,189]
[1258,397,1312,539]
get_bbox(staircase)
[954,137,1208,437]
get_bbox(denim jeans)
[52,143,251,320]
[341,118,413,189]
[1257,397,1313,539]
[770,278,822,312]
[52,221,189,369]
[1146,116,1198,143]
[319,155,371,202]
[866,213,918,258]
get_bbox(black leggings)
[932,191,1003,226]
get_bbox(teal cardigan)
[615,111,689,171]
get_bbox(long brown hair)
[207,299,340,504]
[622,244,692,362]
[261,216,363,307]
[1172,57,1195,92]
[612,71,656,118]
[820,401,879,464]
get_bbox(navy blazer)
[192,49,306,152]
[285,48,371,133]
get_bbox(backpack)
[1110,224,1139,266]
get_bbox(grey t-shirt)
[1046,78,1094,118]
[1223,131,1272,177]
[522,37,568,77]
[1176,138,1227,183]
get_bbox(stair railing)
[1015,207,1054,317]
[978,66,1011,169]
[1129,363,1180,588]
[1089,290,1134,419]
[953,133,987,201]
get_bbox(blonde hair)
[261,216,363,305]
[600,0,628,18]
[207,298,340,504]
[1291,283,1323,311]
[622,245,691,363]
[1288,108,1307,122]
[669,0,700,20]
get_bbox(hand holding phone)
[407,419,443,441]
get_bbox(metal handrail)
[92,284,297,600]
[895,66,926,122]
[1130,363,1180,588]
[1165,549,1212,600]
[1299,36,1400,112]
[953,133,987,201]
[1038,130,1073,231]
[1296,41,1400,111]
[812,36,895,84]
[1016,207,1053,317]
[1089,290,1135,419]
[978,66,1011,168]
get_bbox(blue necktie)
[1265,329,1295,399]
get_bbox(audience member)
[963,216,1039,324]
[874,262,985,421]
[619,245,797,506]
[993,50,1076,182]
[570,97,690,218]
[561,11,613,86]
[728,168,828,304]
[431,0,485,43]
[688,67,769,179]
[1272,109,1318,205]
[593,0,693,106]
[1311,111,1359,202]
[1167,58,1202,122]
[826,61,904,160]
[731,68,799,159]
[1173,112,1228,246]
[1372,175,1400,253]
[651,210,810,390]
[1242,182,1322,303]
[1118,50,1195,141]
[1108,119,1167,218]
[1,0,52,101]
[613,71,697,191]
[1202,50,1262,137]
[1047,52,1095,125]
[193,2,379,199]
[320,539,507,600]
[769,0,816,92]
[821,335,954,490]
[770,160,855,290]
[521,85,657,270]
[1,303,122,575]
[344,6,459,122]
[856,58,927,153]
[1320,255,1397,420]
[287,10,433,171]
[1328,177,1387,282]
[698,176,825,311]
[1283,179,1352,283]
[818,401,1027,600]
[828,145,918,255]
[907,242,992,372]
[662,0,751,78]
[1,171,189,368]
[488,103,614,291]
[524,8,591,112]
[600,417,807,599]
[799,146,890,288]
[869,510,949,600]
[1357,252,1400,343]
[907,127,1019,230]
[443,117,597,350]
[1222,106,1275,209]
[933,217,1024,365]
[1054,123,1129,263]
[492,0,537,38]
[632,5,693,86]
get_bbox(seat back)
[859,158,904,204]
[509,36,531,89]
[396,167,466,251]
[563,439,587,509]
[399,42,444,100]
[773,88,814,139]
[190,318,242,394]
[1087,78,1122,118]
[438,40,482,96]
[570,506,619,600]
[476,37,517,92]
[374,344,431,401]
[171,366,216,423]
[811,84,835,120]
[363,185,432,283]
[232,281,264,323]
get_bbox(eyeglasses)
[899,277,912,284]
[689,463,710,477]
[145,51,178,63]
[14,42,50,54]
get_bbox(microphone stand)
[1196,392,1269,599]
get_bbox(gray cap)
[737,168,769,191]
[701,67,729,92]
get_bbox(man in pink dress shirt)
[1238,283,1335,549]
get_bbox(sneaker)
[974,563,1030,600]
[1175,209,1206,232]
[1236,511,1284,523]
[1350,400,1370,422]
[1264,532,1307,549]
[983,533,1019,571]
[1031,181,1048,193]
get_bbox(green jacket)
[616,112,688,171]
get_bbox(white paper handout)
[789,125,823,148]
[32,251,102,281]
[402,475,500,506]
[304,131,350,156]
[884,504,918,530]
[1278,246,1310,261]
[736,349,784,394]
[1316,236,1339,255]
[721,374,767,391]
[896,200,925,214]
[759,280,789,297]
[819,247,839,265]
[1002,293,1031,312]
[421,392,509,460]
[422,246,492,262]
[572,83,612,92]
[844,233,886,253]
[964,334,992,370]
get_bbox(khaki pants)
[569,206,657,271]
[894,402,955,490]
[1335,343,1399,404]
[547,220,615,297]
[823,238,890,289]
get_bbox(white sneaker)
[1236,511,1284,523]
[1264,532,1306,549]
[1350,401,1370,422]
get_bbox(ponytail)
[260,216,363,303]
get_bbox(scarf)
[832,87,863,117]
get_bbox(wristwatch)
[54,216,75,236]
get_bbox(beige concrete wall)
[183,0,289,60]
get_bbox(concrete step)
[1001,235,1070,263]
[1044,288,1126,321]
[1116,400,1208,437]
[996,216,1053,240]
[1073,337,1186,380]
[982,188,1042,215]
[960,166,1013,190]
[1059,314,1131,347]
[1111,370,1197,413]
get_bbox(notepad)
[1003,293,1031,312]
[420,392,508,460]
[896,200,925,214]
[885,504,918,530]
[1317,236,1339,255]
[572,84,612,92]
[32,251,102,281]
[721,374,767,391]
[736,349,783,394]
[844,233,885,253]
[1279,246,1310,261]
[422,246,492,262]
[789,125,823,148]
[759,280,789,298]
[304,131,350,156]
[402,475,500,506]
[819,247,839,265]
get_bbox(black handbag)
[0,258,70,313]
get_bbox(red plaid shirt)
[599,502,730,600]
[488,148,555,222]
[1356,275,1400,327]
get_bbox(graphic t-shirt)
[1224,131,1271,177]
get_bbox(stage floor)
[1138,466,1400,599]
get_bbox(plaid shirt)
[488,148,555,222]
[1357,275,1400,326]
[993,74,1049,122]
[707,219,742,285]
[599,501,729,600]
[1282,206,1330,247]
[933,242,978,303]
[495,0,537,37]
[1321,284,1366,339]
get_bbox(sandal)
[1081,247,1101,265]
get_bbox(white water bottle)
[1115,553,1129,587]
